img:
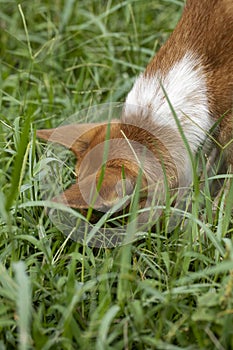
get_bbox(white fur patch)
[124,53,212,153]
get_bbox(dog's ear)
[36,123,105,157]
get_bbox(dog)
[37,0,233,222]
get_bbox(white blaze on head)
[124,52,212,153]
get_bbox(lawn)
[0,0,233,349]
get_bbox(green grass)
[1,0,233,349]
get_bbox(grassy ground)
[1,0,233,349]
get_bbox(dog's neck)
[124,0,233,160]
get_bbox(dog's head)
[37,120,179,216]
